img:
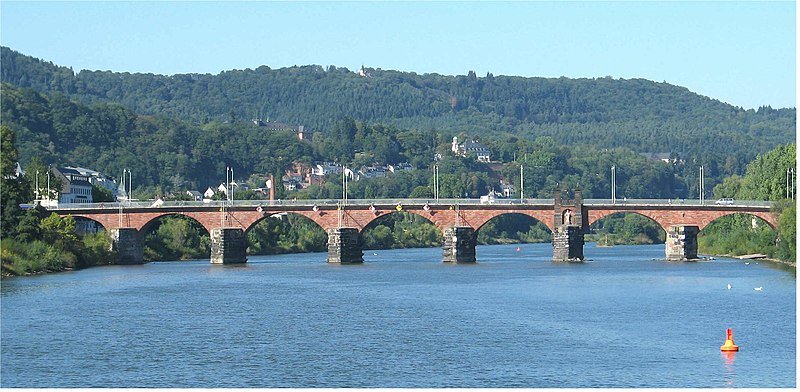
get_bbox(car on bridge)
[715,198,734,205]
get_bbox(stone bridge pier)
[665,225,699,261]
[327,227,364,264]
[210,228,248,264]
[552,190,586,262]
[109,228,144,264]
[443,226,477,263]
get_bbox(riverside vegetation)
[0,48,795,274]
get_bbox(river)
[1,243,795,387]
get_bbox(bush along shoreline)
[1,207,116,277]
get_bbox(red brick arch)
[138,212,214,236]
[586,210,668,232]
[242,211,327,235]
[473,211,555,233]
[699,211,778,231]
[357,210,442,235]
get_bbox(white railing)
[43,198,775,211]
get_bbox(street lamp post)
[126,169,132,201]
[341,166,348,227]
[34,170,39,202]
[46,165,51,206]
[699,165,704,204]
[520,163,524,202]
[611,165,616,204]
[119,168,132,227]
[226,166,234,203]
[433,164,439,200]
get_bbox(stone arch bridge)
[50,190,777,264]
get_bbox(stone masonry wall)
[552,225,584,262]
[210,228,247,264]
[327,228,363,264]
[665,225,699,261]
[442,226,477,263]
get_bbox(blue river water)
[1,243,796,388]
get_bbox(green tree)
[1,125,31,239]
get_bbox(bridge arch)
[138,213,211,261]
[474,212,553,244]
[361,211,442,250]
[245,212,328,255]
[589,211,667,244]
[69,215,108,235]
[139,212,215,236]
[68,213,118,233]
[587,210,669,232]
[244,211,327,235]
[699,211,777,231]
[459,209,555,233]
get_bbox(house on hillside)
[285,162,315,188]
[252,119,312,141]
[282,176,301,191]
[312,162,343,176]
[500,182,517,198]
[357,165,388,180]
[451,136,492,162]
[640,152,683,164]
[203,187,215,201]
[388,162,414,173]
[186,190,203,201]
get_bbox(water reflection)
[721,351,736,386]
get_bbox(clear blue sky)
[1,1,795,109]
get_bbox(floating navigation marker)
[720,328,740,352]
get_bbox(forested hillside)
[1,46,794,165]
[2,83,694,200]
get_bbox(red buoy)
[720,328,740,352]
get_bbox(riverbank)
[702,252,796,269]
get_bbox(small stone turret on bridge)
[52,194,777,265]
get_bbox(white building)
[500,182,517,198]
[388,162,414,173]
[186,190,203,201]
[451,136,492,162]
[49,167,93,205]
[312,162,343,176]
[357,165,388,180]
[64,166,117,193]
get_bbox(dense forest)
[1,46,794,165]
